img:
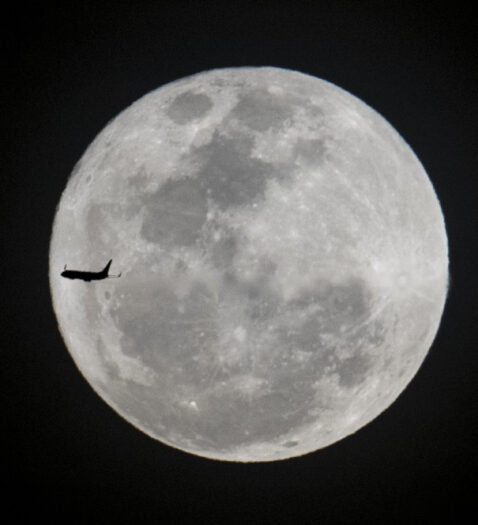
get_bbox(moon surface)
[49,67,448,462]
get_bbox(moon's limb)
[50,67,448,461]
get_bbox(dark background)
[3,2,476,523]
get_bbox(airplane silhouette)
[61,259,121,282]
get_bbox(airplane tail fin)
[103,259,113,275]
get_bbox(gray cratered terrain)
[50,67,448,461]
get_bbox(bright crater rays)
[49,67,448,462]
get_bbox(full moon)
[50,67,448,462]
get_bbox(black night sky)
[3,2,476,523]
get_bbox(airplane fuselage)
[61,270,107,281]
[60,259,120,282]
